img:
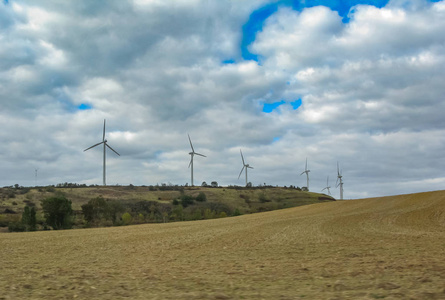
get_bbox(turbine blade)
[248,166,253,169]
[188,155,193,168]
[106,143,120,156]
[188,134,195,152]
[238,166,245,179]
[240,149,245,165]
[195,152,206,157]
[305,158,308,171]
[322,187,326,191]
[103,119,106,141]
[84,141,104,151]
[300,171,305,176]
[337,161,340,175]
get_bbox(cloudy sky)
[1,0,444,199]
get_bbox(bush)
[81,196,108,224]
[107,200,125,225]
[8,222,26,232]
[259,193,269,203]
[40,195,73,230]
[204,208,216,219]
[232,208,242,216]
[180,195,194,208]
[196,192,207,202]
[122,212,132,225]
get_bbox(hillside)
[0,185,334,229]
[1,190,444,299]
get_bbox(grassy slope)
[1,190,444,299]
[0,186,332,227]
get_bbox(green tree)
[196,192,207,202]
[21,206,37,231]
[122,212,132,225]
[29,207,37,231]
[171,204,184,221]
[204,208,216,219]
[81,196,108,224]
[41,195,73,230]
[180,194,194,208]
[106,200,125,225]
[21,206,30,230]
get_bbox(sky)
[1,0,445,199]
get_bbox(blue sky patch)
[241,3,278,61]
[78,103,92,110]
[291,99,302,110]
[273,136,281,143]
[241,0,391,60]
[263,100,285,113]
[222,59,235,64]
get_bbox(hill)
[0,185,333,229]
[1,190,444,299]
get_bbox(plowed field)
[1,191,444,299]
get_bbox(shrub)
[8,222,26,232]
[219,212,227,218]
[196,192,207,202]
[81,196,108,224]
[204,208,216,219]
[192,209,202,220]
[171,205,184,221]
[232,208,242,216]
[259,193,269,203]
[40,195,73,230]
[122,212,132,225]
[107,200,125,225]
[180,195,194,208]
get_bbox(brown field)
[1,190,444,299]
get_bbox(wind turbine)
[84,119,120,186]
[300,158,310,191]
[336,162,344,200]
[238,149,253,187]
[321,176,331,195]
[188,134,206,186]
[34,168,39,186]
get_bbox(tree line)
[8,191,240,232]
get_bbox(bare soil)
[1,190,444,299]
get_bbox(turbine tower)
[300,158,310,190]
[238,149,253,187]
[84,119,120,186]
[336,162,344,200]
[34,168,39,186]
[321,176,331,195]
[188,134,206,186]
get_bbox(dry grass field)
[1,190,444,299]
